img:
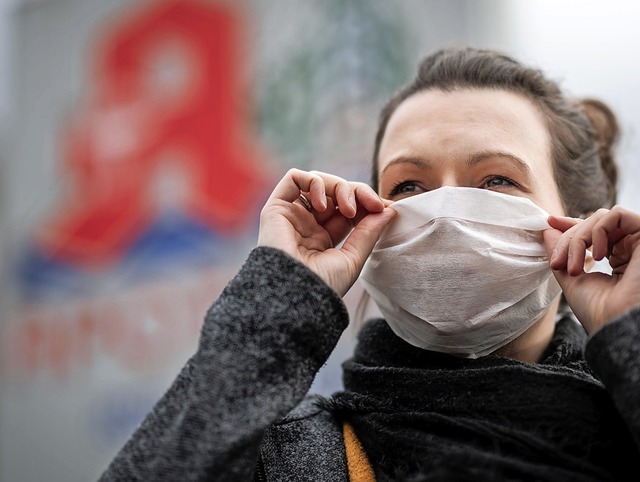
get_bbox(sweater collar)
[347,316,588,372]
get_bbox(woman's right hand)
[544,206,640,335]
[258,168,396,297]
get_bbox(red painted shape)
[37,0,267,268]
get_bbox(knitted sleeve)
[97,247,349,481]
[584,307,640,448]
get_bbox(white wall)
[0,0,16,120]
[480,0,640,212]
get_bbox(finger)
[353,183,386,213]
[270,169,361,216]
[555,210,609,275]
[610,252,626,269]
[610,232,640,272]
[269,168,328,208]
[544,227,593,277]
[330,182,386,222]
[312,196,337,225]
[612,263,627,275]
[340,208,397,266]
[588,208,640,275]
[592,206,640,252]
[333,180,357,218]
[315,197,384,247]
[304,171,358,217]
[567,236,590,276]
[292,193,314,214]
[547,217,584,270]
[321,212,356,247]
[548,215,581,232]
[614,241,640,295]
[325,194,387,243]
[591,221,610,262]
[270,169,387,229]
[610,233,640,264]
[305,170,355,217]
[543,228,563,263]
[315,174,383,219]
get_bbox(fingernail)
[550,249,557,261]
[349,194,356,211]
[384,207,397,218]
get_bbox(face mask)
[359,186,562,358]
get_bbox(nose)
[438,174,464,188]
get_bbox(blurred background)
[1,0,639,480]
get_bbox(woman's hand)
[258,169,396,297]
[543,206,640,334]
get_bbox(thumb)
[341,207,396,268]
[543,227,580,299]
[543,227,562,261]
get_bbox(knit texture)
[98,247,348,481]
[98,247,640,481]
[324,317,640,481]
[585,306,640,447]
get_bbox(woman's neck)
[495,299,560,363]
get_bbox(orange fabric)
[343,421,376,482]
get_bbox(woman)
[99,47,640,481]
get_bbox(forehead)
[378,88,552,172]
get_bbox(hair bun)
[579,98,619,205]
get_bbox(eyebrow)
[380,151,533,178]
[380,158,430,175]
[467,150,533,177]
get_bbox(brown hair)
[371,46,619,216]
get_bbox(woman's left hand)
[543,206,640,334]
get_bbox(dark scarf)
[323,317,638,481]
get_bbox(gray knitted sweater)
[98,247,640,481]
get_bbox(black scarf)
[323,317,638,481]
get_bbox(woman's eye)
[483,176,517,189]
[389,180,423,197]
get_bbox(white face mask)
[359,186,562,358]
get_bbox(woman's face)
[377,88,566,216]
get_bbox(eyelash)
[388,175,520,197]
[483,175,520,189]
[389,179,418,196]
